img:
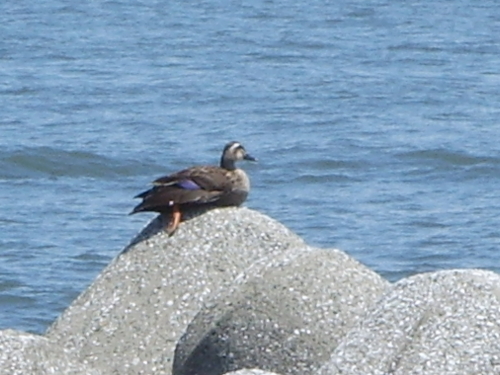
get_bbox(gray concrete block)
[222,369,283,375]
[318,269,500,375]
[0,329,101,375]
[46,207,305,375]
[173,247,390,375]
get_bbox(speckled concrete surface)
[223,369,283,375]
[318,269,500,375]
[46,207,305,375]
[3,208,500,375]
[173,247,389,375]
[0,329,101,375]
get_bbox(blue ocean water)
[1,0,500,334]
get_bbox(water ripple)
[0,146,161,180]
[399,148,498,166]
[397,148,500,181]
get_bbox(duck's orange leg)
[166,204,182,236]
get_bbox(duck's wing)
[131,166,229,214]
[152,166,230,192]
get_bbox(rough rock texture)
[4,208,500,375]
[173,247,389,375]
[318,269,500,375]
[46,208,305,375]
[0,329,101,375]
[222,369,283,375]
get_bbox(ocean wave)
[396,148,500,181]
[398,148,499,167]
[0,146,161,180]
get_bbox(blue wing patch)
[177,179,201,190]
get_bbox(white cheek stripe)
[229,142,242,152]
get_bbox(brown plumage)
[131,141,256,235]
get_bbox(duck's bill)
[244,154,257,162]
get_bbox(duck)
[131,141,256,235]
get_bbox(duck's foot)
[165,204,182,236]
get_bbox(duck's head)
[220,141,256,169]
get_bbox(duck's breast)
[216,169,250,206]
